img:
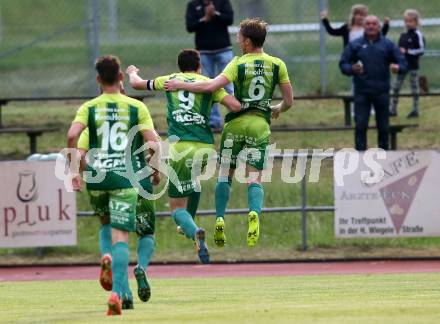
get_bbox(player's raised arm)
[126,65,149,90]
[126,65,170,93]
[165,74,229,93]
[165,52,238,93]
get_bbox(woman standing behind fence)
[322,5,390,117]
[320,4,390,49]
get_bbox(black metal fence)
[1,0,439,97]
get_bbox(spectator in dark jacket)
[186,0,234,129]
[321,4,390,49]
[340,16,407,151]
[390,9,425,118]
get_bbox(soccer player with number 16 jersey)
[165,18,294,248]
[67,56,160,315]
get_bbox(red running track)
[1,260,440,282]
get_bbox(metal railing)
[77,152,336,251]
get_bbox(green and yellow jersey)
[77,128,154,195]
[221,52,290,124]
[153,72,228,144]
[77,128,89,151]
[73,93,154,191]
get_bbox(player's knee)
[170,198,187,213]
[112,230,129,244]
[248,179,262,186]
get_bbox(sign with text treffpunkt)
[334,150,440,238]
[0,161,76,248]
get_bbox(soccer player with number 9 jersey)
[126,49,241,264]
[165,18,294,248]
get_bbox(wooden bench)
[292,93,440,126]
[0,127,59,155]
[0,95,153,127]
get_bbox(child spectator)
[390,9,425,118]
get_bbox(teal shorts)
[88,188,155,236]
[219,113,270,171]
[168,141,215,198]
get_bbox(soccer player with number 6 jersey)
[165,18,294,248]
[126,49,241,263]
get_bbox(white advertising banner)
[334,151,440,238]
[0,161,77,248]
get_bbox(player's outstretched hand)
[164,79,182,91]
[126,65,139,75]
[320,11,328,19]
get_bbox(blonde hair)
[239,18,268,47]
[349,4,369,27]
[404,9,420,24]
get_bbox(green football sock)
[111,242,129,297]
[215,177,232,219]
[248,183,264,215]
[137,235,155,270]
[99,224,112,256]
[172,208,198,240]
[186,192,201,218]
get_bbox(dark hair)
[95,55,121,85]
[177,49,201,72]
[239,18,268,48]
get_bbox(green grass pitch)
[1,273,440,323]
